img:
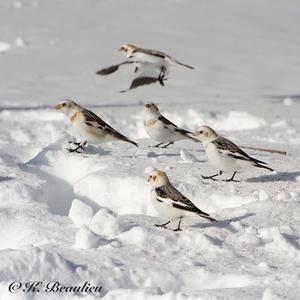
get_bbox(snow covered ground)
[0,0,300,299]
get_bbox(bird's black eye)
[200,130,203,134]
[62,103,66,106]
[150,175,152,178]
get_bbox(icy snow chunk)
[259,227,300,257]
[15,37,27,47]
[68,199,93,228]
[74,226,99,249]
[13,1,23,8]
[259,190,270,201]
[283,97,294,106]
[277,191,290,201]
[89,208,121,236]
[262,288,283,300]
[0,41,11,53]
[289,191,299,199]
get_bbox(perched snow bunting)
[96,44,194,92]
[144,102,198,148]
[147,170,216,231]
[193,126,274,181]
[55,99,138,152]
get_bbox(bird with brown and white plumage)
[55,99,138,153]
[144,102,199,148]
[193,126,274,182]
[96,44,194,92]
[147,170,216,231]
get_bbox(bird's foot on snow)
[202,175,218,181]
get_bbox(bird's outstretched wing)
[96,64,122,75]
[155,184,215,221]
[96,61,136,76]
[82,108,138,147]
[213,137,267,164]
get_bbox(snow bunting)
[193,126,274,181]
[96,44,194,92]
[147,170,216,231]
[144,102,199,148]
[55,100,138,152]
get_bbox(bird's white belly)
[206,143,241,172]
[132,52,166,65]
[151,192,183,218]
[151,190,197,219]
[72,120,112,144]
[145,121,185,143]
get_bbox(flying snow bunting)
[96,44,194,92]
[144,102,199,148]
[147,170,216,231]
[55,99,138,152]
[193,126,274,181]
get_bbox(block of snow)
[68,199,93,228]
[283,97,294,106]
[15,37,27,47]
[89,208,121,237]
[74,226,99,249]
[262,288,283,300]
[277,191,290,201]
[259,190,270,201]
[0,41,11,54]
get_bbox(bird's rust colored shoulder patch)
[144,119,157,127]
[70,111,79,123]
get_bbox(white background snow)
[0,0,300,299]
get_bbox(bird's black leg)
[155,220,171,229]
[161,142,174,148]
[173,218,183,232]
[202,171,222,181]
[67,141,86,153]
[153,142,164,148]
[68,141,81,146]
[224,171,239,182]
[158,66,167,86]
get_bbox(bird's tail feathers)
[124,137,139,147]
[173,59,195,70]
[254,163,274,172]
[198,213,217,222]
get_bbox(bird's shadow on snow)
[0,176,14,182]
[145,151,180,158]
[247,171,300,183]
[191,213,255,233]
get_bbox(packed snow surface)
[0,0,300,299]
